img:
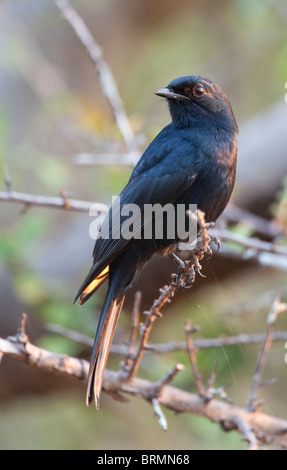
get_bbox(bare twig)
[211,225,287,271]
[0,320,88,380]
[47,323,287,354]
[218,245,287,271]
[47,323,95,347]
[234,416,259,450]
[210,227,287,258]
[224,204,284,240]
[127,291,142,354]
[60,189,72,210]
[122,304,163,381]
[152,398,168,431]
[54,0,140,165]
[206,385,233,404]
[247,295,287,411]
[185,320,206,397]
[152,364,185,395]
[121,291,142,372]
[120,279,183,381]
[15,312,29,343]
[206,365,217,391]
[0,189,107,214]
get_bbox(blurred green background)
[1,0,287,450]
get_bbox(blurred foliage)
[0,392,245,450]
[0,0,287,450]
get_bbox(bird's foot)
[203,236,221,260]
[170,252,198,289]
[169,253,188,288]
[180,266,196,288]
[210,236,221,253]
[190,254,206,278]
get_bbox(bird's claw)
[191,255,206,278]
[170,252,186,280]
[170,267,195,289]
[210,236,221,253]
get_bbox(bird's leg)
[190,253,206,278]
[169,252,187,287]
[181,264,196,288]
[203,236,221,260]
[169,251,197,289]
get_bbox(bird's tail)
[86,282,125,408]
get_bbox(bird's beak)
[155,88,189,101]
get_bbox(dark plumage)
[75,75,238,408]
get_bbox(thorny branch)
[1,313,287,448]
[121,291,142,373]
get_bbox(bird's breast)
[178,135,237,222]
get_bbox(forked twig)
[152,364,185,395]
[247,295,287,411]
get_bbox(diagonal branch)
[185,319,206,397]
[53,0,140,165]
[247,295,287,411]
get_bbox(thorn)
[197,270,206,278]
[210,236,221,253]
[152,398,168,431]
[152,363,185,394]
[3,165,12,194]
[60,189,72,209]
[206,364,217,389]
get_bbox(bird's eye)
[193,86,205,97]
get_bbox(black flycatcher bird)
[75,75,238,408]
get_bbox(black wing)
[75,125,198,301]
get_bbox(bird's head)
[155,75,238,134]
